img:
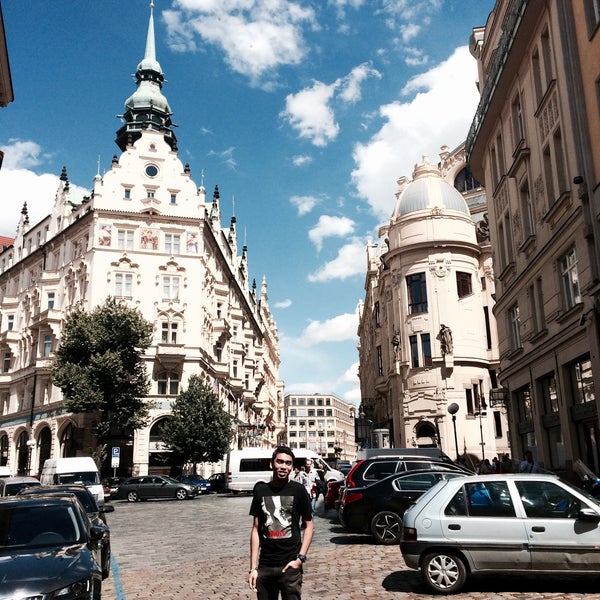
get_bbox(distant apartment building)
[0,7,284,478]
[284,394,356,463]
[357,143,509,465]
[467,1,600,475]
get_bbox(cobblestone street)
[101,493,600,600]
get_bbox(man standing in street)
[249,446,313,599]
[519,450,541,473]
[295,458,318,514]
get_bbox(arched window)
[157,371,180,396]
[60,423,77,457]
[0,434,8,466]
[148,417,173,475]
[37,427,52,474]
[16,431,29,475]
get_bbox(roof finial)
[145,2,157,63]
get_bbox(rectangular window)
[540,372,559,413]
[570,357,595,404]
[456,272,472,298]
[124,189,131,199]
[374,301,381,327]
[509,304,521,349]
[515,385,533,421]
[511,94,524,147]
[115,273,132,297]
[483,306,492,349]
[560,248,581,310]
[147,190,155,198]
[2,353,10,373]
[421,333,432,367]
[170,194,177,204]
[42,334,52,357]
[162,276,180,300]
[409,335,419,368]
[376,346,383,376]
[161,322,178,344]
[406,273,428,314]
[117,229,134,251]
[47,292,55,310]
[165,234,181,255]
[465,388,474,415]
[584,0,600,34]
[520,179,535,238]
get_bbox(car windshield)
[58,471,100,485]
[0,504,82,548]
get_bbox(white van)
[40,457,104,507]
[226,447,344,493]
[0,466,11,478]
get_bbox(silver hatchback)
[400,473,600,594]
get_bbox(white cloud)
[339,361,359,384]
[281,81,339,147]
[400,23,421,43]
[308,237,366,282]
[1,139,47,169]
[380,0,442,22]
[281,63,380,146]
[297,311,358,346]
[308,215,355,251]
[292,154,312,167]
[208,146,237,169]
[338,63,382,104]
[165,1,316,86]
[351,46,480,219]
[290,194,318,216]
[273,298,292,309]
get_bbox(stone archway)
[36,426,52,475]
[416,421,439,448]
[148,417,174,476]
[60,422,78,457]
[16,430,29,475]
[0,434,8,467]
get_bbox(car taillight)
[343,491,363,505]
[345,460,364,488]
[402,527,417,542]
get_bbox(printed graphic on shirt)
[261,495,294,539]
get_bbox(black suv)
[345,453,472,491]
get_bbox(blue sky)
[0,0,494,405]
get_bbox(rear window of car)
[363,461,399,481]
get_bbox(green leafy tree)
[161,375,232,469]
[52,297,154,441]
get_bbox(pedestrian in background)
[248,446,313,600]
[519,450,540,473]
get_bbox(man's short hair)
[272,445,295,462]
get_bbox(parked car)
[113,475,198,502]
[345,455,472,491]
[0,495,103,599]
[339,469,466,544]
[207,472,228,493]
[324,478,345,510]
[101,476,126,500]
[401,473,600,594]
[177,474,212,493]
[18,484,114,579]
[0,476,40,496]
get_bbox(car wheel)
[127,491,138,502]
[102,544,111,579]
[421,552,467,595]
[370,510,402,545]
[175,488,188,501]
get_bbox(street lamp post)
[447,403,459,462]
[476,394,487,461]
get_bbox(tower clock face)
[145,164,159,177]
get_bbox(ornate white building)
[0,7,284,477]
[357,146,510,467]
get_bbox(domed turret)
[393,156,470,219]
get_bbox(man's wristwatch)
[297,554,307,563]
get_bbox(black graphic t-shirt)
[250,479,311,567]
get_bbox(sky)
[0,0,495,406]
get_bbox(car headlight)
[53,576,92,597]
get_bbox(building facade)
[284,393,356,464]
[467,0,600,476]
[357,146,510,467]
[0,7,284,477]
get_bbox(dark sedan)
[339,469,466,544]
[18,484,114,579]
[114,475,198,502]
[177,474,212,493]
[0,495,103,599]
[207,472,228,493]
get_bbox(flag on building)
[212,378,219,395]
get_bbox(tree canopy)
[161,375,232,467]
[52,297,153,440]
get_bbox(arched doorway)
[37,426,52,475]
[416,421,439,448]
[16,431,29,475]
[0,434,8,466]
[148,417,174,476]
[60,423,78,457]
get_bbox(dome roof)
[393,157,470,218]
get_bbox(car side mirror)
[102,504,115,514]
[90,525,105,541]
[578,507,600,522]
